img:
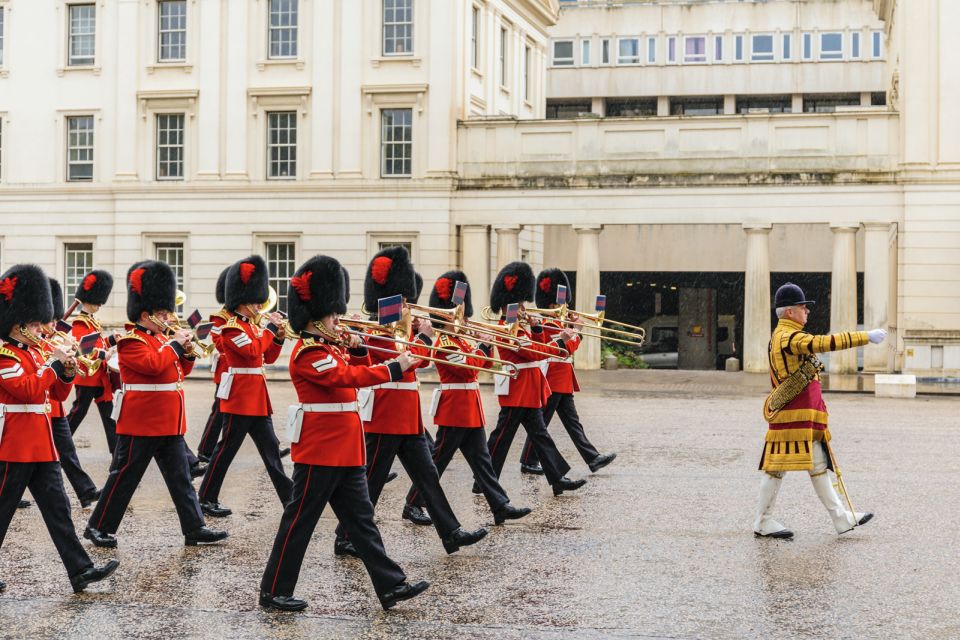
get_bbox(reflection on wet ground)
[0,372,957,639]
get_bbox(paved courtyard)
[0,370,956,639]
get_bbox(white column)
[574,224,602,370]
[494,225,521,270]
[829,225,859,375]
[743,225,772,373]
[461,225,491,316]
[863,223,893,372]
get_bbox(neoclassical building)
[0,0,957,377]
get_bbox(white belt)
[368,382,419,391]
[123,383,181,392]
[513,362,544,370]
[2,404,49,414]
[301,402,359,413]
[229,367,263,375]
[439,382,480,391]
[544,357,572,364]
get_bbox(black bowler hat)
[774,283,815,309]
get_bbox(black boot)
[334,537,359,558]
[0,580,5,592]
[259,591,307,611]
[471,482,482,495]
[552,477,587,496]
[385,471,398,483]
[378,580,429,610]
[520,462,544,475]
[185,526,229,546]
[493,503,532,525]
[190,462,208,479]
[279,447,291,459]
[588,453,617,473]
[197,454,211,464]
[70,560,120,593]
[79,489,101,508]
[401,504,433,526]
[441,527,488,554]
[200,501,232,517]
[17,499,30,509]
[84,527,118,548]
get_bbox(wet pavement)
[0,370,957,639]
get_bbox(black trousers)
[262,463,406,598]
[88,434,205,536]
[197,395,223,459]
[0,461,93,577]
[520,393,600,467]
[68,385,117,454]
[198,414,292,505]
[407,426,509,513]
[51,417,97,500]
[336,432,460,541]
[487,407,571,486]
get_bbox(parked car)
[637,315,737,369]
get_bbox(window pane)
[67,116,94,181]
[155,242,185,313]
[266,242,295,315]
[64,243,94,305]
[602,39,609,64]
[851,32,860,58]
[713,35,722,62]
[156,114,185,180]
[471,7,479,68]
[381,108,412,177]
[383,0,413,55]
[158,0,187,61]
[618,38,639,64]
[0,8,5,68]
[581,40,590,66]
[751,34,773,61]
[803,33,812,59]
[648,37,657,64]
[553,40,573,65]
[735,35,743,61]
[782,34,791,60]
[872,31,882,58]
[667,37,676,63]
[684,36,705,63]
[820,32,843,60]
[269,0,298,58]
[267,111,297,179]
[69,5,96,66]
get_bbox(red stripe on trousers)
[201,414,233,500]
[271,466,312,595]
[97,436,134,530]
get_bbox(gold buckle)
[44,402,52,413]
[177,381,183,391]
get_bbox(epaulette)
[437,334,457,349]
[211,309,232,322]
[223,316,243,330]
[293,337,329,361]
[116,332,147,345]
[0,346,20,362]
[73,315,97,329]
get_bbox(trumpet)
[150,291,217,358]
[32,330,101,376]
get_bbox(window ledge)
[147,62,193,74]
[471,67,483,79]
[257,58,306,71]
[371,56,421,68]
[499,85,510,96]
[57,65,102,77]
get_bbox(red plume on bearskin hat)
[363,246,417,313]
[429,270,473,318]
[75,269,114,306]
[125,260,177,322]
[286,255,348,334]
[535,268,571,309]
[225,255,269,311]
[489,261,535,314]
[0,265,54,337]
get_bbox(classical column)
[743,225,772,373]
[494,225,521,270]
[461,225,491,315]
[829,225,859,374]
[863,223,893,372]
[574,224,603,370]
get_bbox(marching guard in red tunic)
[518,268,616,475]
[0,264,118,593]
[198,255,293,518]
[84,261,227,549]
[334,247,487,557]
[259,255,429,612]
[402,271,531,526]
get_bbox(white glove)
[867,329,887,344]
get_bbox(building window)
[802,32,812,60]
[499,27,508,85]
[819,32,843,60]
[158,0,187,62]
[606,98,657,117]
[381,108,412,178]
[470,6,479,69]
[68,4,96,66]
[156,114,184,180]
[617,38,640,64]
[545,100,591,119]
[667,36,676,63]
[782,33,791,60]
[382,0,413,55]
[601,38,610,64]
[265,242,295,315]
[850,32,861,59]
[647,36,657,64]
[736,95,792,114]
[268,0,298,59]
[64,243,94,303]
[713,35,723,62]
[734,35,743,61]
[581,39,590,66]
[670,97,723,116]
[523,45,531,101]
[0,7,5,68]
[751,34,774,61]
[266,111,297,179]
[66,115,94,181]
[803,93,860,113]
[154,242,184,313]
[552,40,574,66]
[871,91,887,106]
[0,119,3,182]
[872,31,883,58]
[683,36,706,63]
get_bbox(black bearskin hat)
[489,261,535,314]
[429,270,473,318]
[215,267,229,305]
[49,278,65,320]
[75,269,113,305]
[0,265,54,337]
[535,268,571,309]
[225,255,270,311]
[287,255,348,334]
[363,246,417,313]
[126,260,177,322]
[411,272,424,305]
[341,267,351,304]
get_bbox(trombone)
[150,290,217,358]
[482,304,646,348]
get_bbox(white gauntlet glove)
[867,329,887,344]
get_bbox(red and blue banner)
[378,294,404,325]
[556,285,567,306]
[595,295,607,312]
[452,281,468,306]
[78,331,100,354]
[505,303,519,326]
